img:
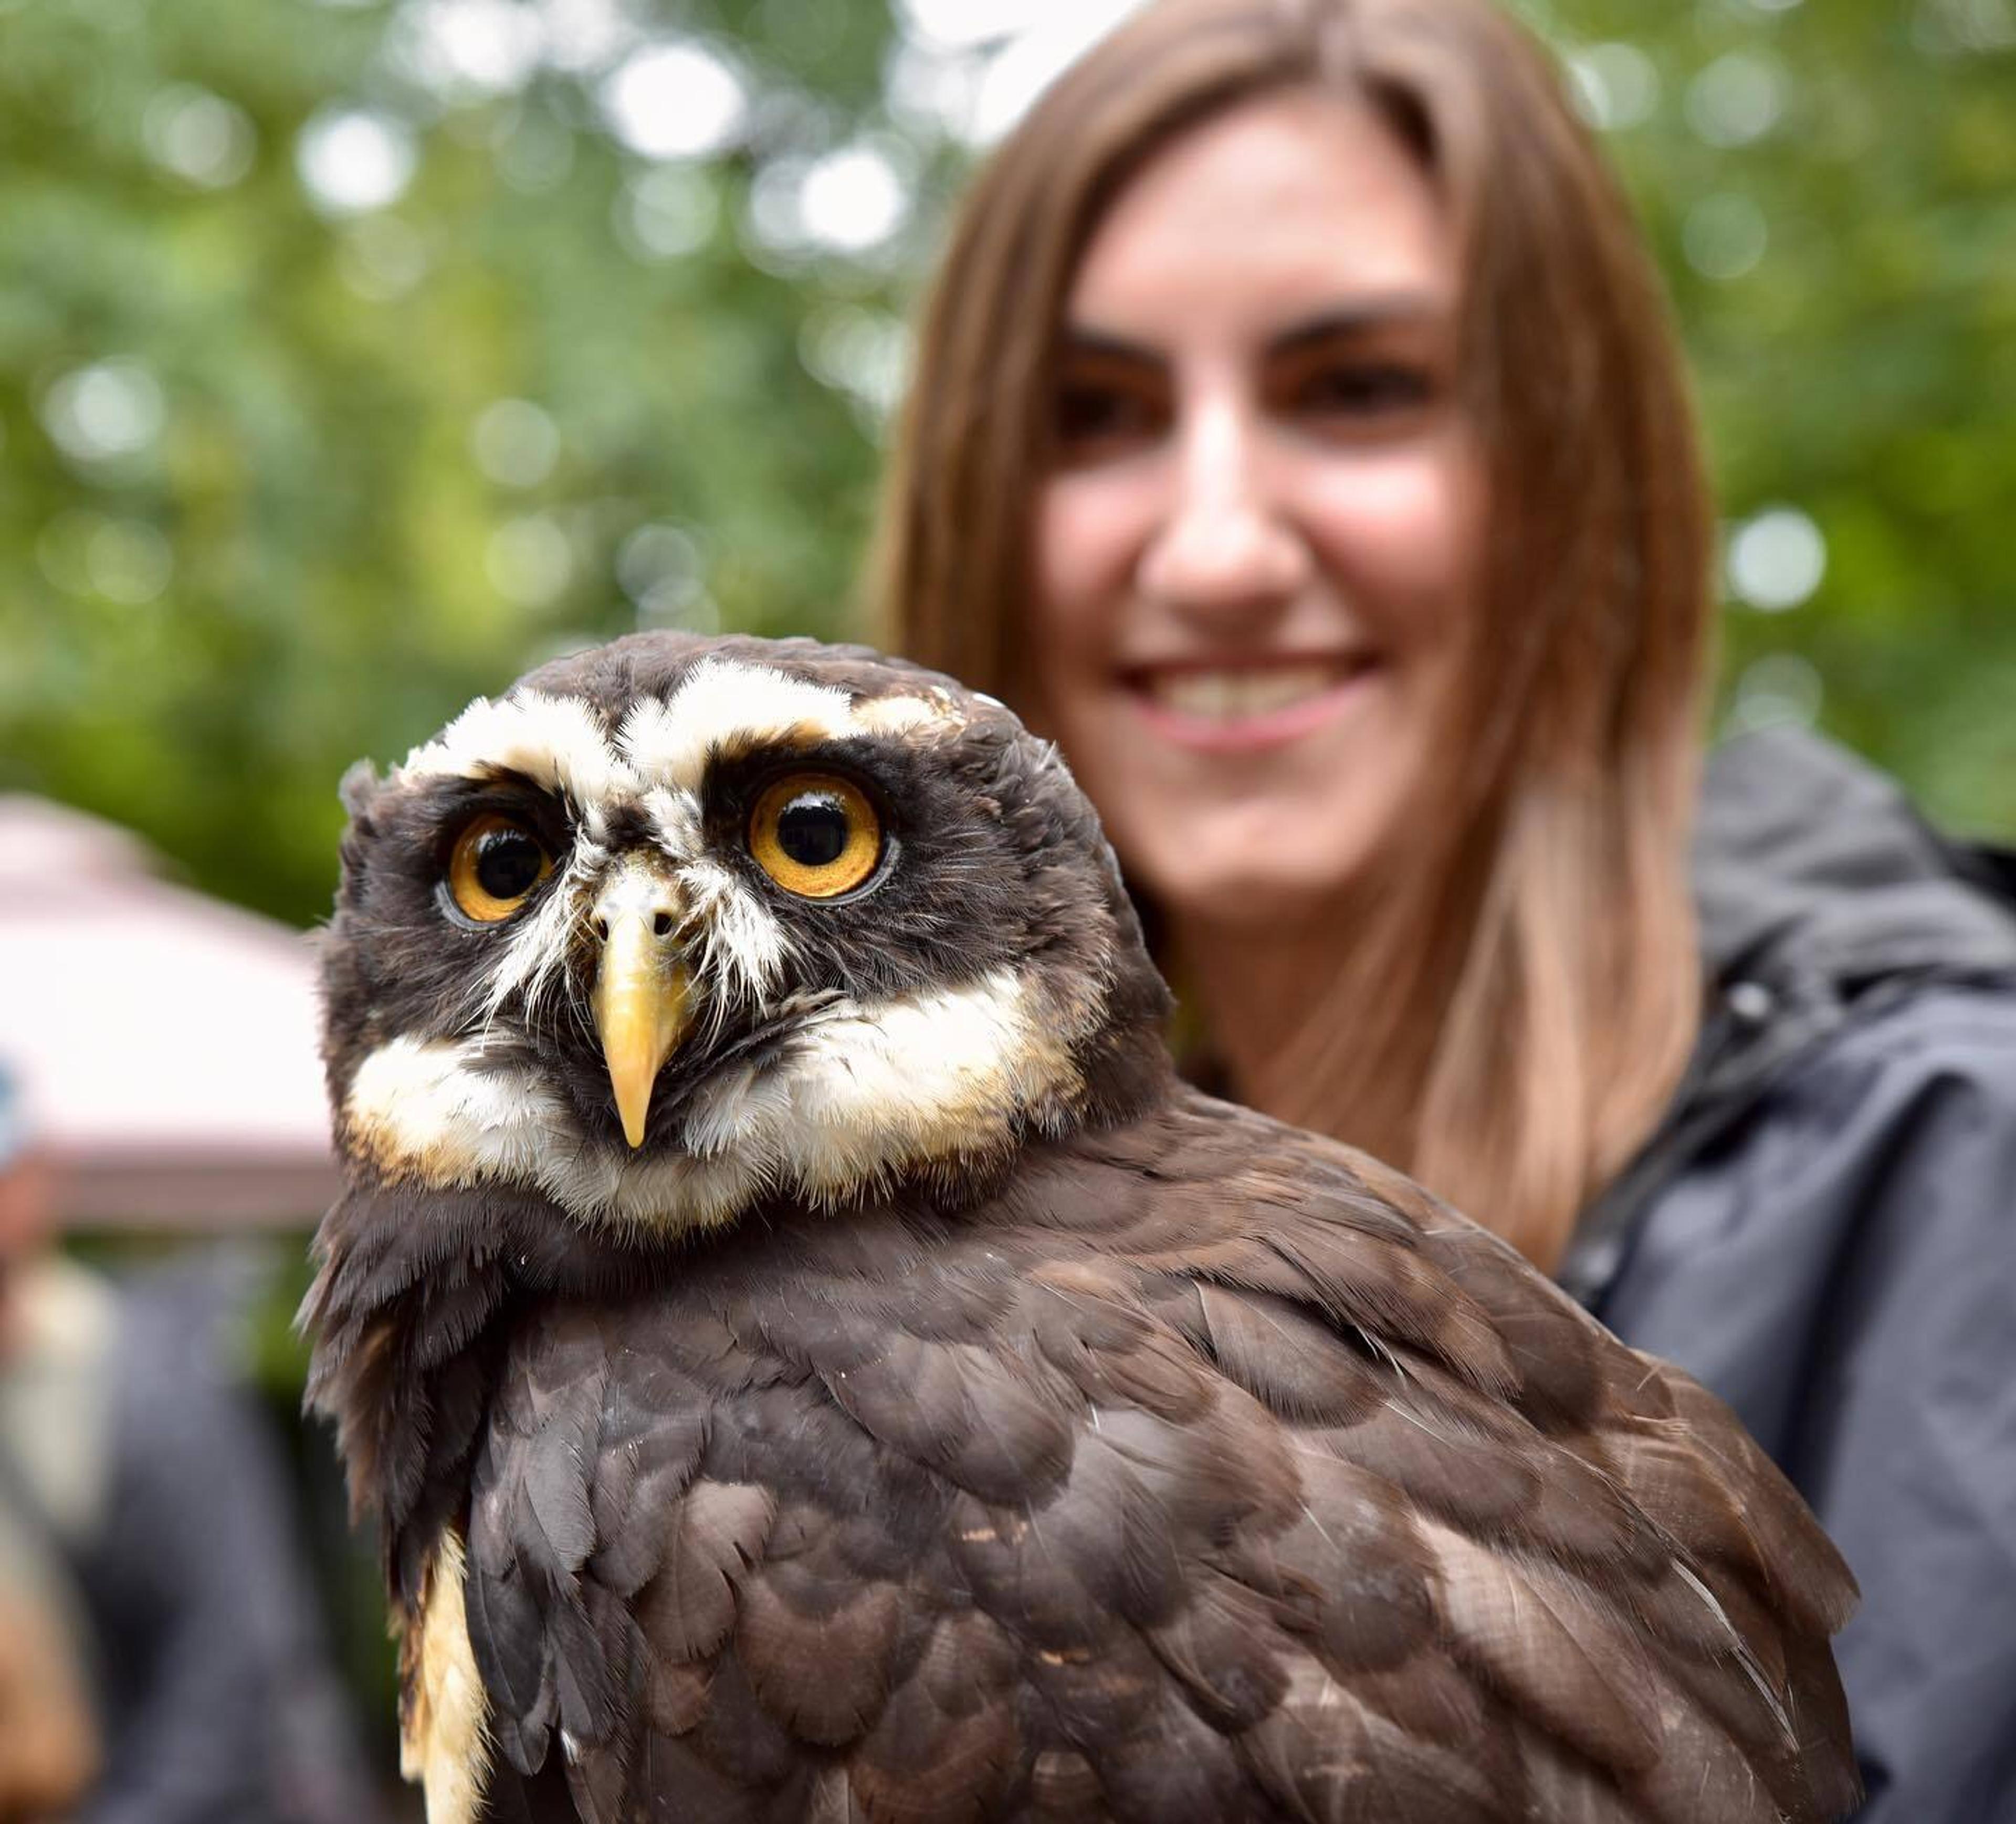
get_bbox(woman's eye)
[447,815,554,923]
[749,773,883,900]
[1290,362,1434,419]
[1052,380,1163,458]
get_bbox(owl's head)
[321,632,1171,1236]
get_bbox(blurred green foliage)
[1,0,2013,935]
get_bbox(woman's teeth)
[1143,663,1349,720]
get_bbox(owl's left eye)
[447,815,554,923]
[748,773,882,899]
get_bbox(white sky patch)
[896,0,1069,48]
[1728,507,1827,611]
[297,107,419,214]
[41,359,166,465]
[538,0,639,70]
[796,143,911,254]
[886,0,1145,143]
[381,0,642,96]
[967,0,1147,142]
[601,40,747,160]
[883,37,984,141]
[388,0,546,98]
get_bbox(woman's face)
[1031,90,1483,930]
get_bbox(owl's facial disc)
[325,636,1173,1235]
[587,855,694,1147]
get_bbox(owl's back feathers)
[318,1087,1857,1824]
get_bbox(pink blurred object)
[0,795,337,1226]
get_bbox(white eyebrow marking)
[618,658,862,793]
[397,692,625,803]
[394,665,965,810]
[853,690,964,733]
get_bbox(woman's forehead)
[1063,90,1458,342]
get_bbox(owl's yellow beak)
[589,863,692,1148]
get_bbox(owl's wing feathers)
[458,1087,1857,1823]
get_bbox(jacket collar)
[1694,726,2016,992]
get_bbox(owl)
[305,630,1858,1824]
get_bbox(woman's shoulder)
[1792,974,2016,1081]
[1683,724,2016,1195]
[1692,725,2016,995]
[1570,730,2016,1424]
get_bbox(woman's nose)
[1137,402,1309,615]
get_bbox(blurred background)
[0,0,2010,1810]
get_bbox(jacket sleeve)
[1603,986,2016,1824]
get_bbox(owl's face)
[321,632,1168,1235]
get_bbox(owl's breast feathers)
[307,1087,1858,1824]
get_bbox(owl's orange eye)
[448,815,553,922]
[748,774,881,899]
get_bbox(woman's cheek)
[1033,473,1148,640]
[1304,444,1479,635]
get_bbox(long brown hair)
[873,0,1712,1271]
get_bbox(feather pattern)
[312,1087,1858,1824]
[302,632,1858,1823]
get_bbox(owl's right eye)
[447,815,553,923]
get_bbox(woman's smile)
[1124,655,1382,753]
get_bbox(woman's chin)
[1133,849,1372,934]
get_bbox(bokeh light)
[1685,51,1787,147]
[296,107,419,213]
[1728,509,1829,613]
[471,399,562,491]
[40,361,166,467]
[601,41,748,161]
[141,85,258,189]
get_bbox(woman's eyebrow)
[1267,295,1449,356]
[1055,325,1167,370]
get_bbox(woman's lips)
[1125,658,1377,752]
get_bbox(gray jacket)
[1562,729,2016,1824]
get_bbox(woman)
[873,2,2016,1819]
